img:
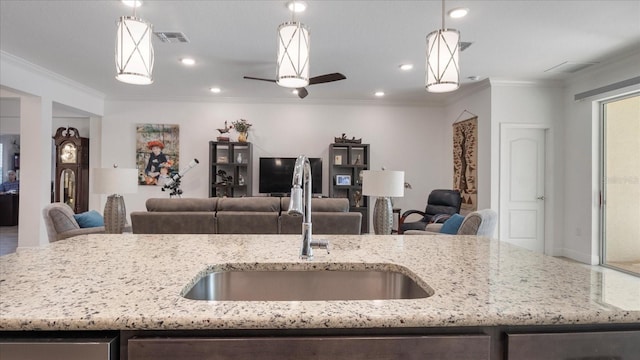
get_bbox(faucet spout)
[288,155,314,259]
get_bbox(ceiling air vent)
[545,61,598,74]
[154,32,190,43]
[460,42,473,52]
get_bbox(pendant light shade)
[425,28,460,92]
[425,0,460,93]
[277,21,310,88]
[115,15,154,85]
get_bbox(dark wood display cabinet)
[329,143,370,233]
[53,127,89,214]
[209,141,252,197]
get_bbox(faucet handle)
[311,239,330,254]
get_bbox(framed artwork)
[334,155,342,165]
[336,174,351,186]
[453,116,478,212]
[136,124,180,186]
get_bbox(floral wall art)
[452,116,478,213]
[136,124,179,186]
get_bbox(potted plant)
[232,119,252,143]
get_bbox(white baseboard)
[560,247,599,265]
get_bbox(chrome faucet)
[288,155,329,259]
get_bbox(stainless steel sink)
[182,268,432,301]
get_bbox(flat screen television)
[259,157,323,195]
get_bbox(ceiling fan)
[243,73,347,99]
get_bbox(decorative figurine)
[217,121,231,142]
[354,190,362,207]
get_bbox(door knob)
[537,196,545,200]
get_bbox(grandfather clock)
[54,127,89,213]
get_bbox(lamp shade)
[116,15,154,85]
[277,21,310,88]
[425,28,460,93]
[362,170,405,197]
[93,168,138,195]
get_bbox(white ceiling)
[1,0,639,105]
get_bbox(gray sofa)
[130,197,362,235]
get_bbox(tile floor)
[0,225,18,256]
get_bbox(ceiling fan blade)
[243,76,277,83]
[297,87,309,99]
[309,73,346,85]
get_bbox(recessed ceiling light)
[448,7,469,19]
[374,91,385,97]
[292,89,299,95]
[121,0,142,7]
[467,76,481,81]
[399,64,414,71]
[180,58,196,66]
[210,87,221,93]
[286,1,307,13]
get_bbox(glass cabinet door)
[60,169,76,209]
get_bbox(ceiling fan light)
[287,1,307,13]
[121,0,142,7]
[115,16,154,85]
[425,28,460,93]
[448,7,469,19]
[277,21,310,88]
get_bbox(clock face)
[60,143,77,164]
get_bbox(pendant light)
[115,2,154,85]
[425,0,460,93]
[277,1,310,88]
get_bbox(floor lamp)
[93,166,138,234]
[362,170,405,234]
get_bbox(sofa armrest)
[216,212,279,234]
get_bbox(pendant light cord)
[441,0,445,29]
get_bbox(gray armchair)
[404,209,497,237]
[42,203,106,242]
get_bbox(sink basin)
[182,268,432,301]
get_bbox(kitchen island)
[1,234,639,359]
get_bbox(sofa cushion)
[216,212,279,234]
[280,212,362,235]
[217,197,280,212]
[73,210,105,228]
[440,213,465,234]
[146,198,217,212]
[131,211,216,234]
[280,197,350,212]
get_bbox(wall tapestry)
[136,124,179,186]
[453,116,478,213]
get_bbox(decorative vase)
[238,132,248,143]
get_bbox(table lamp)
[362,170,405,234]
[93,166,138,233]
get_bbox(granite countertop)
[0,234,638,331]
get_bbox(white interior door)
[500,127,546,253]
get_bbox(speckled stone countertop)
[1,234,638,331]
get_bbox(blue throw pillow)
[440,214,465,234]
[73,210,104,228]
